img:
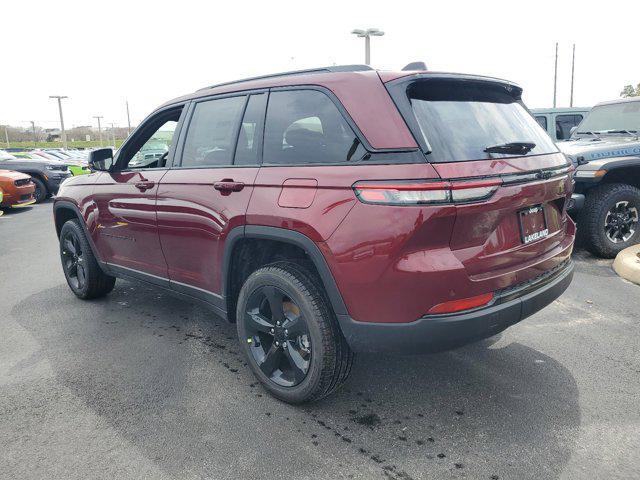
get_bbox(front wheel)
[31,177,47,203]
[236,262,353,403]
[59,219,116,299]
[578,183,640,258]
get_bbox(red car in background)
[0,169,35,209]
[53,64,575,403]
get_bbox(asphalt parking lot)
[1,200,638,480]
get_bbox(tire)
[59,219,116,299]
[31,177,47,203]
[578,183,640,258]
[236,262,354,404]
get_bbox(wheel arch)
[53,201,108,272]
[222,226,348,322]
[599,164,640,190]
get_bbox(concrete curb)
[613,245,640,285]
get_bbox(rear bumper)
[337,259,574,353]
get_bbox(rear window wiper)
[484,142,536,155]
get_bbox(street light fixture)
[49,95,68,148]
[351,28,385,65]
[93,116,104,147]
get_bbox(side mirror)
[569,126,578,137]
[88,148,114,171]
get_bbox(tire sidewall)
[32,177,47,203]
[236,267,328,403]
[59,220,90,297]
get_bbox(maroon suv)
[53,65,575,403]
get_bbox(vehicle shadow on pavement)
[9,281,581,480]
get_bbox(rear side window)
[408,80,558,162]
[555,114,583,140]
[263,90,362,165]
[181,96,246,167]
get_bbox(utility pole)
[553,43,558,108]
[93,116,104,147]
[351,28,385,65]
[570,43,576,107]
[4,127,9,148]
[126,100,132,136]
[30,121,37,148]
[49,95,68,148]
[109,122,117,148]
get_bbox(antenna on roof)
[402,61,428,71]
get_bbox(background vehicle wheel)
[237,262,354,404]
[31,177,47,203]
[578,183,640,258]
[59,219,116,299]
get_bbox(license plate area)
[519,205,548,244]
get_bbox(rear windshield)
[408,80,558,162]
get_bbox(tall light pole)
[125,100,132,136]
[552,43,558,108]
[109,122,117,148]
[49,95,68,148]
[570,43,576,107]
[93,115,104,147]
[351,28,385,65]
[30,121,37,148]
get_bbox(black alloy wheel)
[61,230,87,290]
[604,200,638,244]
[243,285,312,387]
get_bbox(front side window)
[263,90,362,165]
[181,96,246,167]
[124,107,182,169]
[555,114,583,140]
[408,80,558,162]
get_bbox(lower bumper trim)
[337,260,574,354]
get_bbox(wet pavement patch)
[353,412,381,428]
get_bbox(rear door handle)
[134,181,155,191]
[214,179,245,195]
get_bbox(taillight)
[353,178,501,205]
[427,292,494,315]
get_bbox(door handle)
[214,179,245,195]
[134,181,155,191]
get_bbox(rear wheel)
[59,219,116,299]
[31,177,47,203]
[237,262,353,403]
[579,183,640,258]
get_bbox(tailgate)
[433,154,573,284]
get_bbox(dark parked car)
[0,150,71,202]
[53,65,576,403]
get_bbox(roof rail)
[198,64,373,91]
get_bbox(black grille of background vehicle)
[20,194,33,201]
[14,178,32,187]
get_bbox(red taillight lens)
[427,292,494,315]
[353,179,500,205]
